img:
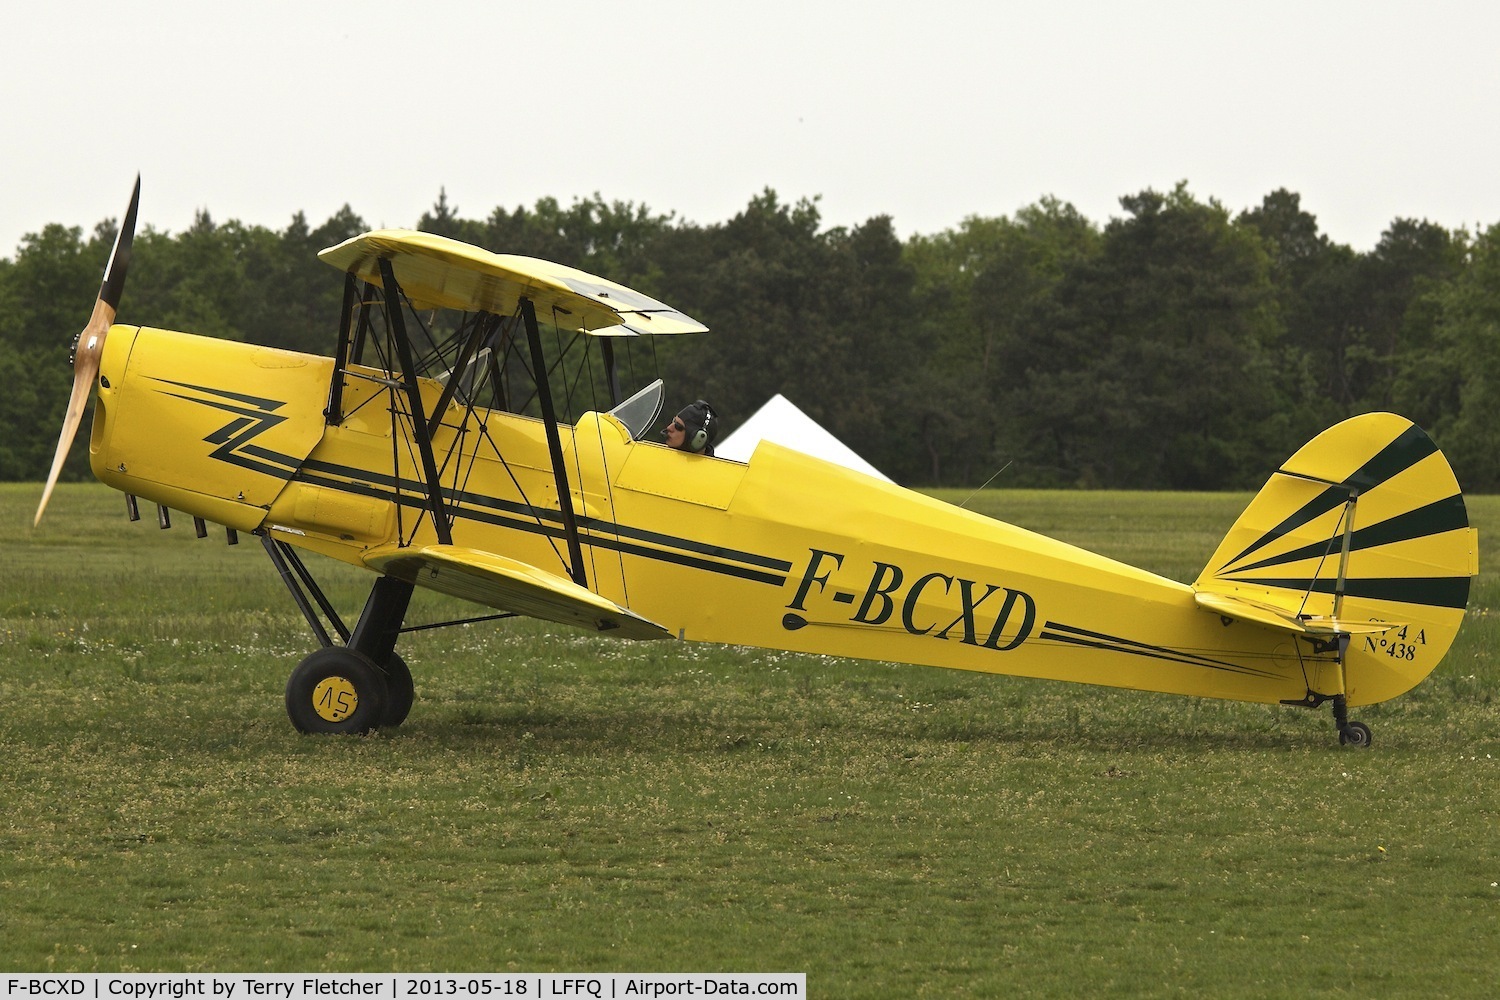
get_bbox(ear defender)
[688,401,717,453]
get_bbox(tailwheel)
[1339,721,1373,748]
[380,651,415,728]
[286,647,389,735]
[1331,694,1372,749]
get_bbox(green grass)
[3,483,1499,994]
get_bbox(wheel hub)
[312,676,358,722]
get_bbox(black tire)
[1339,721,1373,748]
[286,647,389,735]
[380,651,415,728]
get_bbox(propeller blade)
[99,175,140,312]
[34,176,140,527]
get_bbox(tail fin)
[1194,412,1478,706]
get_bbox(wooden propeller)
[34,176,140,526]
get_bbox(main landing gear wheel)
[380,651,415,728]
[286,647,389,735]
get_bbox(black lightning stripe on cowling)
[153,379,286,413]
[153,380,304,480]
[1037,621,1283,678]
[1219,422,1441,572]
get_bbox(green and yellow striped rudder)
[1195,412,1478,706]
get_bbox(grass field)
[2,483,1497,995]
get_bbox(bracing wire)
[957,461,1014,509]
[587,351,631,607]
[451,305,571,572]
[1295,497,1354,620]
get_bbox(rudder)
[1194,413,1477,706]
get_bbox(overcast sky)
[5,0,1498,258]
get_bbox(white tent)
[715,394,893,483]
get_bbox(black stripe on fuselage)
[1037,621,1285,678]
[293,460,791,587]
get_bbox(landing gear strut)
[264,535,417,734]
[343,576,417,728]
[1286,633,1374,748]
[1307,633,1373,748]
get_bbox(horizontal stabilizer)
[364,544,671,641]
[1193,591,1399,638]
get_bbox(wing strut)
[380,258,454,546]
[325,273,357,424]
[600,338,622,406]
[521,297,588,588]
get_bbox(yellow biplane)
[36,181,1479,745]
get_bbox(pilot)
[663,400,719,456]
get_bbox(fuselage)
[91,324,1331,706]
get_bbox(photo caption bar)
[2,975,805,1000]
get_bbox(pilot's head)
[664,400,718,454]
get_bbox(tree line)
[3,183,1496,491]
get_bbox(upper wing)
[363,543,672,641]
[317,230,709,337]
